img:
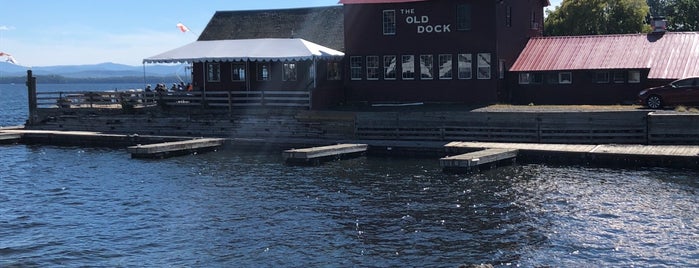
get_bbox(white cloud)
[0,25,15,31]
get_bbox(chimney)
[651,17,667,33]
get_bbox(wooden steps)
[127,138,226,159]
[283,143,368,165]
[440,148,519,172]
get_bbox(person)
[170,83,178,91]
[186,83,193,91]
[145,84,152,92]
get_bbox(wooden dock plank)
[283,144,368,164]
[0,132,22,144]
[127,138,226,158]
[440,148,518,171]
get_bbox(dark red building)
[509,31,699,105]
[340,0,549,105]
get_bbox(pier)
[440,148,518,172]
[127,138,226,159]
[283,144,368,165]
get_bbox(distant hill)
[0,62,185,79]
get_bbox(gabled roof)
[198,6,344,51]
[339,0,549,6]
[143,38,344,64]
[510,32,699,79]
[339,0,427,4]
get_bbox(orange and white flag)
[176,23,190,33]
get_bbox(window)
[613,71,625,83]
[628,70,641,83]
[283,62,297,81]
[477,53,491,80]
[420,55,434,80]
[546,73,559,84]
[327,61,341,80]
[457,4,471,31]
[366,56,380,80]
[207,63,221,82]
[559,72,572,84]
[457,54,472,79]
[350,56,363,80]
[231,62,246,81]
[257,62,271,81]
[596,71,610,83]
[401,55,415,80]
[438,54,453,80]
[505,6,512,27]
[384,55,397,80]
[383,10,396,35]
[519,73,530,84]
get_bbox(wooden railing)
[36,90,311,110]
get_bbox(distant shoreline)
[0,75,180,84]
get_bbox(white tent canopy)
[143,38,344,64]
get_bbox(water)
[1,83,699,267]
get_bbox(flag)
[0,52,18,65]
[6,55,18,65]
[177,23,190,33]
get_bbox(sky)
[0,0,562,67]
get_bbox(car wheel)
[646,95,663,109]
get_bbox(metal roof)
[339,0,427,4]
[510,32,699,79]
[340,0,549,5]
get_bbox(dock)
[445,141,699,169]
[283,143,368,165]
[127,138,227,159]
[440,148,519,172]
[0,132,22,144]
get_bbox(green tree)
[668,0,699,31]
[545,0,651,36]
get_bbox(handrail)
[36,90,310,109]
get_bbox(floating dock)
[445,141,699,169]
[283,143,368,165]
[0,132,22,144]
[127,138,226,159]
[440,148,518,172]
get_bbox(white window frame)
[401,55,415,80]
[628,70,641,83]
[383,10,396,35]
[383,55,397,80]
[595,71,610,83]
[257,62,271,81]
[282,62,297,81]
[477,53,491,80]
[207,62,221,82]
[231,62,246,81]
[458,54,472,80]
[420,54,434,80]
[438,54,453,80]
[366,56,380,80]
[519,73,530,84]
[350,56,363,80]
[559,72,572,84]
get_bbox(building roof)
[143,38,344,64]
[198,6,344,51]
[339,0,427,4]
[510,32,699,79]
[339,0,550,6]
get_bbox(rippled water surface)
[1,84,698,267]
[1,145,697,267]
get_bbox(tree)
[668,0,699,31]
[545,0,651,36]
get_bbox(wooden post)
[26,70,37,125]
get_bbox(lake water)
[1,83,698,267]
